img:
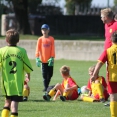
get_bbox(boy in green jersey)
[0,29,33,117]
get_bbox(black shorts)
[6,95,23,102]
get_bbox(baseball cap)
[41,24,50,30]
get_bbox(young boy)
[0,29,33,117]
[43,65,79,101]
[23,74,30,101]
[80,65,109,103]
[91,31,117,117]
[35,24,55,92]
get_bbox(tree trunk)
[12,0,31,34]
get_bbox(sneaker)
[43,94,51,101]
[60,96,66,101]
[100,98,105,103]
[43,88,47,92]
[23,97,28,101]
[104,103,110,106]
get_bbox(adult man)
[101,8,117,49]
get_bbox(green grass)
[0,34,104,41]
[0,59,110,117]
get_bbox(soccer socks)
[10,113,18,117]
[48,89,56,97]
[23,88,29,97]
[110,101,117,117]
[95,83,104,99]
[1,107,10,117]
[63,92,69,97]
[82,96,95,102]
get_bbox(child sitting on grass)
[43,65,79,101]
[80,65,109,102]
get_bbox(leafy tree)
[65,0,92,15]
[0,0,42,34]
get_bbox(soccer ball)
[81,85,89,94]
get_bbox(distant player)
[91,31,117,117]
[80,65,109,102]
[0,29,33,117]
[35,24,55,92]
[43,65,79,101]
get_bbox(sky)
[42,0,114,9]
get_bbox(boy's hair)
[6,29,19,45]
[101,8,114,18]
[60,65,70,76]
[88,65,95,72]
[111,31,117,43]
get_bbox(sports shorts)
[67,90,79,100]
[6,95,23,102]
[107,82,117,94]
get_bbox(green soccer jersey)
[0,46,33,96]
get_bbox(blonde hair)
[60,65,70,76]
[88,65,95,72]
[101,8,114,18]
[6,29,19,45]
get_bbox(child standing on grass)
[1,29,33,117]
[43,65,79,101]
[80,65,109,103]
[35,24,55,92]
[91,31,117,117]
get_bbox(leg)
[1,99,11,117]
[47,66,53,87]
[53,90,61,101]
[42,63,48,91]
[23,84,30,101]
[110,93,117,117]
[43,83,63,101]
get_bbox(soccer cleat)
[104,103,110,106]
[43,94,51,101]
[100,98,105,103]
[23,97,28,101]
[60,96,66,101]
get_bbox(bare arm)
[91,62,103,82]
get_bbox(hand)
[48,57,54,66]
[36,58,41,67]
[90,76,96,82]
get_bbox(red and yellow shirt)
[98,44,117,81]
[104,20,117,49]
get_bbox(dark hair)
[6,29,19,45]
[111,31,117,43]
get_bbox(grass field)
[0,59,110,117]
[0,34,104,41]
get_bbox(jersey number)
[9,61,17,74]
[113,53,116,64]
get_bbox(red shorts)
[67,90,79,100]
[107,82,117,94]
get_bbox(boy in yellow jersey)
[80,65,109,103]
[0,29,33,117]
[91,31,117,117]
[43,65,79,101]
[35,24,55,92]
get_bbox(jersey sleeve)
[35,38,41,58]
[50,37,55,58]
[98,50,107,63]
[67,78,77,87]
[23,49,33,73]
[87,78,91,90]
